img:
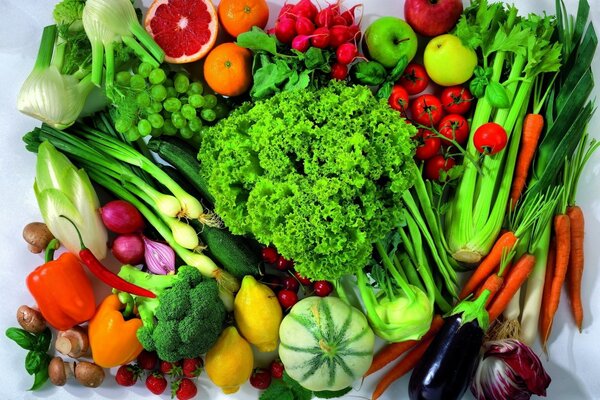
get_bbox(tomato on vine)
[424,155,456,181]
[414,128,441,160]
[473,122,508,155]
[440,85,474,115]
[398,63,429,95]
[410,94,444,127]
[388,84,410,114]
[437,114,469,146]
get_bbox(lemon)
[234,275,283,352]
[205,326,254,394]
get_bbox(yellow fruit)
[234,275,283,352]
[205,326,254,394]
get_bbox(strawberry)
[172,378,197,400]
[115,364,140,386]
[159,360,182,376]
[270,359,285,379]
[182,357,203,378]
[137,350,158,371]
[145,372,168,395]
[249,368,271,390]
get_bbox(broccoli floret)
[118,265,227,362]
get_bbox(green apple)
[364,17,418,69]
[423,34,478,86]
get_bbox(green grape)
[201,108,217,122]
[174,72,190,93]
[163,97,182,112]
[149,68,167,85]
[203,94,218,109]
[164,78,174,88]
[187,82,204,95]
[136,92,152,108]
[188,94,205,108]
[166,86,178,98]
[130,74,146,90]
[163,119,177,136]
[188,117,203,133]
[171,112,187,129]
[151,84,168,102]
[179,126,194,139]
[150,101,163,114]
[181,104,197,120]
[115,117,133,133]
[137,119,152,136]
[126,126,141,141]
[115,71,131,86]
[137,62,153,78]
[148,113,164,129]
[213,103,230,119]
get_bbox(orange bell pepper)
[88,294,144,368]
[26,239,96,331]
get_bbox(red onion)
[143,236,175,275]
[100,200,145,234]
[112,234,145,265]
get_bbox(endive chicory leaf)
[34,141,107,259]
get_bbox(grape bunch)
[110,62,229,141]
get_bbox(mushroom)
[22,222,55,253]
[55,326,90,358]
[16,305,47,334]
[48,357,105,388]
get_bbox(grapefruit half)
[144,0,219,64]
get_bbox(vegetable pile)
[6,0,600,399]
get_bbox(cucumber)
[156,154,260,279]
[147,137,215,205]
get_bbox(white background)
[1,0,599,399]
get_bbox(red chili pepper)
[61,215,156,298]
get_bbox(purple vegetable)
[143,236,175,275]
[112,233,145,265]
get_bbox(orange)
[218,0,270,38]
[144,0,219,64]
[203,43,253,97]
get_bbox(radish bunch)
[273,0,363,79]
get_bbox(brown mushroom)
[74,361,105,388]
[16,305,47,334]
[22,222,55,253]
[48,357,73,386]
[55,326,89,358]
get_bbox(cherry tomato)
[388,84,410,114]
[440,85,474,115]
[414,129,441,160]
[410,94,445,127]
[398,63,430,95]
[437,114,469,146]
[424,155,456,181]
[473,122,508,155]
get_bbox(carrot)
[365,314,444,377]
[540,214,571,345]
[539,237,556,349]
[510,113,545,208]
[566,205,584,331]
[487,253,536,322]
[371,335,435,400]
[458,231,518,299]
[475,274,504,306]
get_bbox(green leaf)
[29,364,49,391]
[251,60,293,100]
[25,351,45,375]
[469,66,492,98]
[314,387,353,398]
[485,81,510,108]
[5,328,37,351]
[304,47,326,70]
[376,82,393,100]
[35,328,52,352]
[389,56,409,82]
[237,27,278,55]
[351,61,387,86]
[283,372,313,400]
[259,378,294,400]
[486,25,530,57]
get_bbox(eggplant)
[408,291,492,400]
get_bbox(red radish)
[311,27,331,48]
[315,6,335,28]
[295,15,315,35]
[279,3,295,20]
[331,63,348,80]
[348,24,361,41]
[112,233,145,265]
[292,0,318,20]
[341,4,362,26]
[275,17,297,44]
[332,14,348,26]
[100,200,145,234]
[292,35,311,52]
[329,25,352,48]
[336,42,358,64]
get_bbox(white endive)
[34,141,108,259]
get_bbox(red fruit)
[275,255,292,271]
[250,368,272,390]
[270,359,285,379]
[173,378,198,400]
[282,275,300,293]
[313,280,333,297]
[159,360,182,375]
[437,114,469,146]
[261,246,279,264]
[262,274,283,290]
[115,364,139,387]
[410,94,445,127]
[388,84,410,114]
[136,350,158,371]
[414,129,442,161]
[293,271,312,285]
[404,0,464,37]
[278,289,298,309]
[424,155,456,181]
[331,63,349,80]
[146,372,168,395]
[473,122,508,155]
[182,357,203,378]
[440,85,473,115]
[398,63,430,95]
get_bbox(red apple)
[404,0,463,37]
